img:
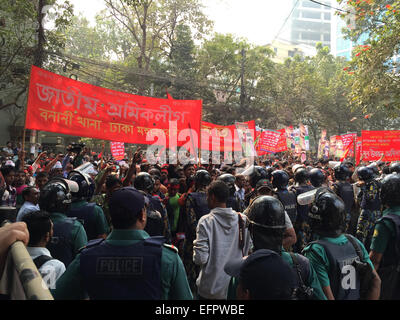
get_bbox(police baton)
[1,221,54,300]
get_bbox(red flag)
[340,141,353,162]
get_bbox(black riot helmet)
[195,170,212,188]
[217,174,236,196]
[357,166,374,182]
[134,172,155,194]
[271,170,289,190]
[390,162,400,174]
[380,173,400,207]
[39,178,78,214]
[308,188,346,238]
[67,170,95,201]
[294,168,309,184]
[334,164,350,181]
[367,163,379,178]
[249,166,269,188]
[245,195,286,252]
[309,168,325,188]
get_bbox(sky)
[69,0,294,46]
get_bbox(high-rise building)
[288,0,332,49]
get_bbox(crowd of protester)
[1,139,400,300]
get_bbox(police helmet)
[308,188,346,237]
[217,174,236,196]
[390,162,400,174]
[249,166,269,188]
[246,196,286,231]
[294,168,309,184]
[134,172,154,194]
[271,170,289,190]
[195,170,212,188]
[67,170,95,201]
[356,166,374,182]
[333,164,350,181]
[39,178,78,214]
[367,163,379,178]
[380,173,400,207]
[309,168,325,188]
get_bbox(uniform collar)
[71,200,88,208]
[106,229,150,241]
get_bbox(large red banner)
[361,130,400,161]
[200,120,255,152]
[26,66,202,146]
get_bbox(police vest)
[187,192,210,222]
[292,185,314,222]
[67,203,98,241]
[276,190,297,223]
[145,195,164,238]
[334,182,355,216]
[47,217,77,268]
[227,195,243,212]
[309,236,361,300]
[79,236,165,300]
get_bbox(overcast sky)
[69,0,294,45]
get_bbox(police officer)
[244,166,269,207]
[302,189,381,300]
[370,173,400,299]
[52,187,192,300]
[272,170,298,224]
[134,172,171,243]
[181,169,212,295]
[226,195,326,300]
[67,170,110,240]
[217,174,245,212]
[332,164,356,235]
[389,162,400,174]
[290,168,315,253]
[309,168,326,188]
[355,166,382,251]
[39,178,88,268]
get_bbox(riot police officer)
[52,187,192,300]
[302,189,380,300]
[67,170,110,241]
[226,195,326,300]
[332,164,356,235]
[181,169,212,295]
[217,174,245,212]
[243,166,269,207]
[134,172,171,243]
[290,168,315,253]
[389,162,400,174]
[39,178,88,268]
[272,170,298,224]
[370,173,400,299]
[355,166,382,251]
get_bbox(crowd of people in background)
[1,139,400,300]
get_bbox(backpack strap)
[33,255,55,270]
[344,234,364,262]
[78,238,105,253]
[238,213,245,256]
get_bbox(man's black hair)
[36,171,48,179]
[22,211,52,246]
[207,180,229,203]
[1,165,15,177]
[183,163,194,171]
[105,175,122,190]
[22,186,36,201]
[168,178,180,186]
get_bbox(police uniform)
[146,194,172,244]
[370,206,400,299]
[356,180,382,251]
[47,212,88,268]
[182,190,210,295]
[303,234,374,300]
[332,181,356,235]
[275,189,298,224]
[67,200,110,240]
[52,229,193,300]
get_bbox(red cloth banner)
[356,137,362,165]
[361,130,400,161]
[200,120,255,152]
[275,129,288,153]
[340,133,357,159]
[259,129,282,153]
[26,66,202,146]
[110,142,125,160]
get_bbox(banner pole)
[20,65,34,169]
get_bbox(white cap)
[292,164,304,173]
[5,160,15,167]
[53,161,62,169]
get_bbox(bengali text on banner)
[26,66,202,147]
[361,130,400,161]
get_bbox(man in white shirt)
[22,211,66,289]
[16,187,40,221]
